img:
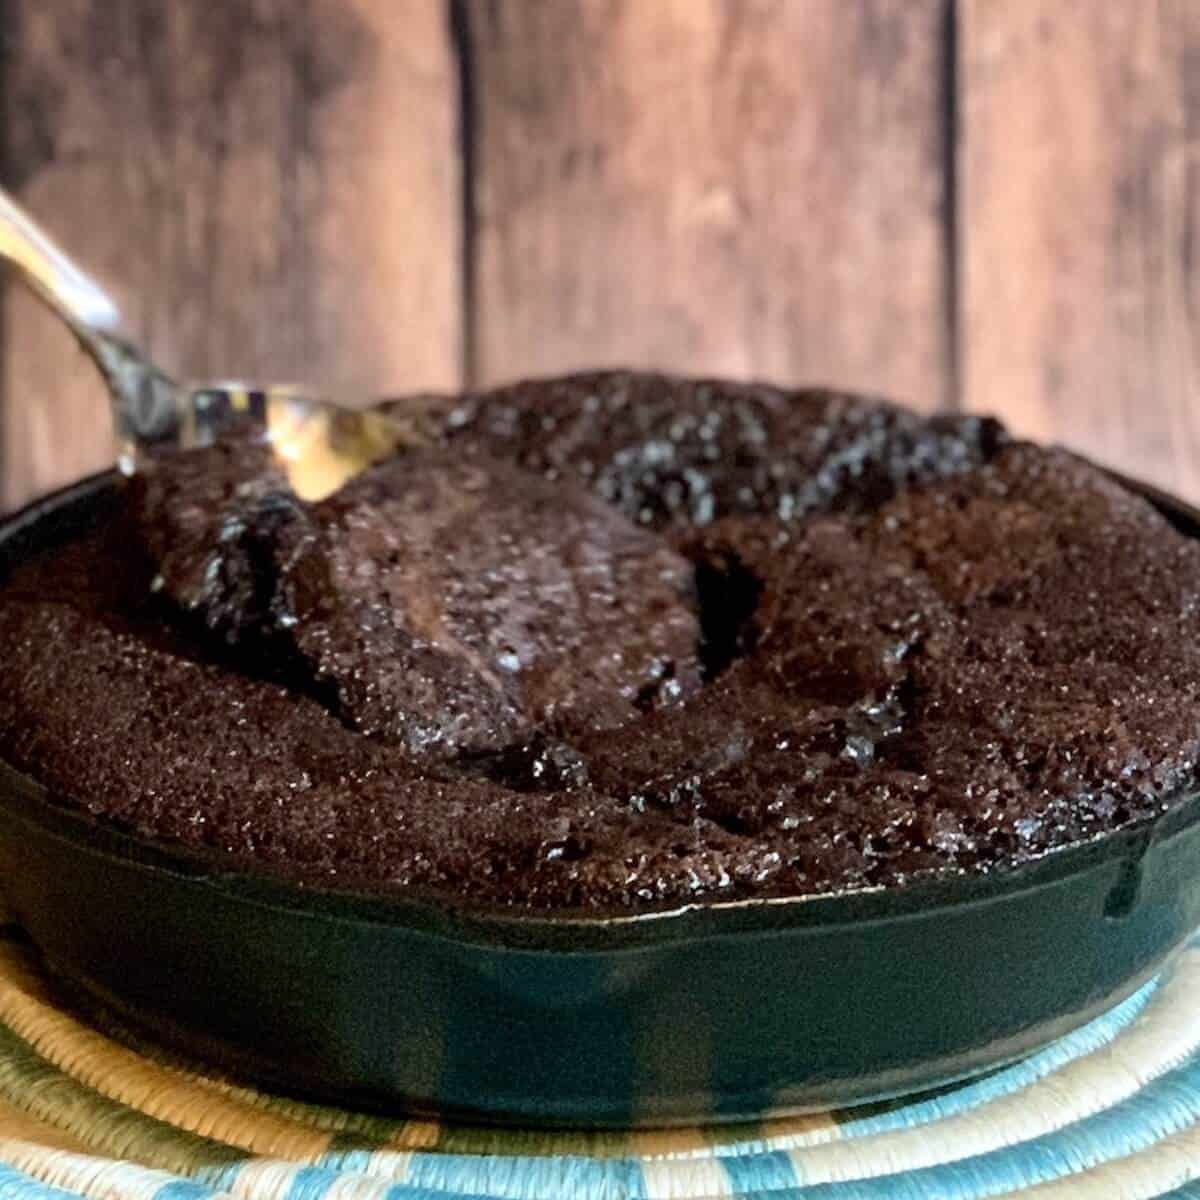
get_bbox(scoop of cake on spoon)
[0,185,412,503]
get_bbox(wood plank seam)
[448,0,478,388]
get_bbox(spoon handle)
[0,186,411,500]
[0,187,125,339]
[0,186,184,450]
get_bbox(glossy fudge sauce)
[1,371,1199,911]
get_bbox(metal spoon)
[0,186,414,502]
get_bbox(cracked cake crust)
[0,371,1197,911]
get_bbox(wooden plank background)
[1,0,1197,511]
[466,0,951,409]
[960,0,1200,497]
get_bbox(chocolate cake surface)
[1,370,1198,911]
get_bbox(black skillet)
[0,470,1198,1128]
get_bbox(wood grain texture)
[960,0,1200,499]
[466,0,953,411]
[0,0,460,511]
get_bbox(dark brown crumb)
[0,370,1197,911]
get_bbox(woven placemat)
[0,927,1195,1199]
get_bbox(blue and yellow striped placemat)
[0,927,1194,1198]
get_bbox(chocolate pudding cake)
[1,370,1198,911]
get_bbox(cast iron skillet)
[0,471,1199,1128]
